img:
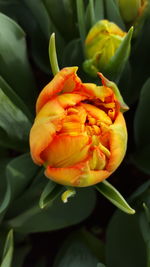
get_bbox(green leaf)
[22,0,50,38]
[0,76,33,122]
[104,26,133,81]
[7,187,96,233]
[49,33,60,76]
[6,153,39,202]
[0,158,11,220]
[1,229,14,267]
[97,264,106,267]
[95,180,135,214]
[94,0,104,21]
[129,180,150,201]
[85,0,96,32]
[0,12,36,110]
[134,78,150,149]
[0,89,31,150]
[53,230,101,267]
[131,145,150,175]
[106,210,147,267]
[76,0,86,44]
[105,0,125,30]
[42,0,77,41]
[62,39,84,67]
[12,243,31,267]
[39,181,63,209]
[132,78,150,174]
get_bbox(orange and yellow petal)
[81,103,112,125]
[57,93,86,109]
[45,163,85,187]
[41,134,91,168]
[106,112,127,172]
[29,119,56,165]
[36,67,81,113]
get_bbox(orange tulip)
[30,67,128,187]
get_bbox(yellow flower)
[83,20,126,77]
[30,67,128,187]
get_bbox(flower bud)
[30,67,128,187]
[83,20,126,77]
[118,0,148,23]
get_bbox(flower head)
[30,67,127,187]
[83,20,126,77]
[118,0,148,24]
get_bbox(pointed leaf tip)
[98,72,129,112]
[61,188,76,203]
[96,181,135,214]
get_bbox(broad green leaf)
[53,230,102,267]
[39,181,63,209]
[7,187,96,233]
[0,89,31,150]
[130,180,150,201]
[104,27,133,81]
[0,76,33,122]
[94,0,104,21]
[106,211,146,267]
[42,0,77,41]
[0,158,11,220]
[6,153,39,202]
[133,78,150,174]
[62,39,84,68]
[22,0,50,38]
[134,78,150,149]
[12,242,31,267]
[105,0,125,30]
[97,264,106,267]
[131,145,150,175]
[96,180,135,214]
[0,12,36,109]
[1,229,14,267]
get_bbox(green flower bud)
[83,20,126,77]
[118,0,148,23]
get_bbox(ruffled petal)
[45,162,110,187]
[29,118,56,165]
[81,103,112,125]
[45,163,85,187]
[57,93,86,109]
[41,134,91,168]
[36,67,81,113]
[106,113,127,172]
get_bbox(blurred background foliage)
[0,0,150,266]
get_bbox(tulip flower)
[118,0,148,24]
[30,67,128,187]
[83,20,127,77]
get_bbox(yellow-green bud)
[118,0,148,23]
[83,20,126,77]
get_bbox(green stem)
[76,0,86,44]
[89,0,95,27]
[49,33,60,76]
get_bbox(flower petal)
[30,118,56,165]
[41,134,91,168]
[36,67,81,113]
[45,163,85,187]
[106,113,127,172]
[81,103,112,125]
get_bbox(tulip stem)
[76,0,86,44]
[49,33,60,76]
